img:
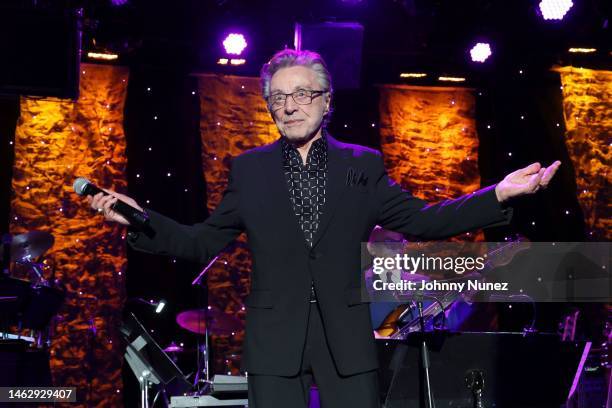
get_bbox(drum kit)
[163,307,243,389]
[154,255,246,398]
[0,230,64,348]
[1,229,243,404]
[1,229,241,351]
[124,305,245,407]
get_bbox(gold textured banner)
[378,84,483,241]
[196,73,279,373]
[554,66,611,240]
[10,63,129,407]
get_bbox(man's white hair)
[260,49,333,100]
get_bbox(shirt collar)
[281,132,328,162]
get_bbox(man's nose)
[284,95,299,113]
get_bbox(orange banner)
[11,63,129,407]
[378,84,484,241]
[554,66,611,240]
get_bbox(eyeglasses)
[267,89,328,110]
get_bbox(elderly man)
[89,49,560,407]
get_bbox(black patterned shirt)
[281,135,328,247]
[281,135,328,302]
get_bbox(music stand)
[121,313,191,408]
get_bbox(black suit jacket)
[128,135,512,376]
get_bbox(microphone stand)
[416,294,436,408]
[192,256,218,286]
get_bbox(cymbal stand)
[193,311,212,393]
[191,256,219,394]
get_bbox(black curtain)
[120,64,208,405]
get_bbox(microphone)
[73,177,150,230]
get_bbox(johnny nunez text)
[371,279,509,292]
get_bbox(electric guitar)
[375,236,531,339]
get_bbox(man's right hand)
[86,190,143,226]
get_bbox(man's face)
[268,65,330,145]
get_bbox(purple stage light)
[223,33,248,55]
[110,0,129,6]
[470,42,492,63]
[539,0,573,20]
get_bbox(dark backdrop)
[0,0,608,404]
[0,66,594,406]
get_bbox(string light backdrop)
[10,63,128,407]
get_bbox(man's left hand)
[495,160,561,202]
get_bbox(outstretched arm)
[375,157,561,240]
[88,164,244,264]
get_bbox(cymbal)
[9,231,54,262]
[176,308,242,336]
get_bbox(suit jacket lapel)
[256,139,306,247]
[256,135,349,250]
[311,135,349,249]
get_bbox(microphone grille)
[73,177,90,195]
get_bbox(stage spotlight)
[400,73,427,78]
[470,43,492,63]
[223,33,248,55]
[568,47,596,53]
[155,299,166,314]
[217,58,229,65]
[130,297,167,313]
[87,51,119,61]
[539,0,573,20]
[438,76,466,82]
[230,59,246,65]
